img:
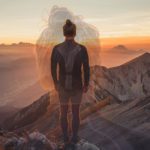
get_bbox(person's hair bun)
[63,19,76,36]
[66,19,72,26]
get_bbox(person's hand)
[83,85,89,93]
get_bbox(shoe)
[63,142,70,150]
[63,135,69,144]
[70,136,80,144]
[57,135,69,150]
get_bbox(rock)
[76,141,100,150]
[4,131,56,150]
[91,52,150,102]
[3,131,100,150]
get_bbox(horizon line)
[1,36,150,45]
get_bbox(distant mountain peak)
[109,45,133,53]
[113,45,128,50]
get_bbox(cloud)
[36,6,101,90]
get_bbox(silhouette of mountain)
[112,45,130,52]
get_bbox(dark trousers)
[60,104,80,141]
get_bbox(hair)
[63,19,76,37]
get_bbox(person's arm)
[51,46,59,91]
[82,46,90,92]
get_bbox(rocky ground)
[0,53,150,150]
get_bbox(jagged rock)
[76,141,100,150]
[91,53,150,101]
[3,131,100,150]
[4,131,56,150]
[1,53,150,150]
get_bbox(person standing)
[51,19,90,147]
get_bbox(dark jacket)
[51,39,90,91]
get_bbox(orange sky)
[1,1,150,48]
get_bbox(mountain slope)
[3,93,50,130]
[1,53,150,149]
[2,53,150,130]
[79,96,150,150]
[92,52,150,101]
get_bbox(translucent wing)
[36,6,101,91]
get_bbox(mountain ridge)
[1,52,150,149]
[2,52,150,129]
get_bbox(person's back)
[51,38,89,92]
[51,19,90,148]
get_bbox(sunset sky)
[0,0,150,45]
